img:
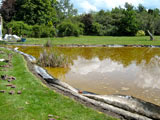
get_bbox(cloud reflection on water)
[69,56,160,90]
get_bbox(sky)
[70,0,160,13]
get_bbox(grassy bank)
[8,36,160,45]
[0,48,116,120]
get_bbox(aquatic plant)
[37,49,67,67]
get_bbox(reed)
[37,49,67,67]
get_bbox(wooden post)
[147,30,154,41]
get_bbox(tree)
[94,10,114,35]
[14,0,57,25]
[0,0,16,22]
[137,4,146,13]
[118,3,139,36]
[81,13,93,35]
[54,0,77,21]
[111,7,124,35]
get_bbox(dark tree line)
[0,0,160,37]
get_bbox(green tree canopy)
[54,0,78,21]
[14,0,57,25]
[118,3,139,36]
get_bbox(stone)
[48,118,56,120]
[1,75,8,80]
[48,114,54,117]
[6,84,13,87]
[9,91,15,95]
[0,90,5,93]
[8,80,12,82]
[17,91,22,94]
[8,76,16,80]
[11,85,16,88]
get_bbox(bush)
[7,21,32,37]
[32,25,41,38]
[41,26,56,38]
[136,30,145,36]
[57,21,80,37]
[32,25,56,38]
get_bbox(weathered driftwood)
[51,84,151,120]
[83,94,160,120]
[147,30,154,41]
[34,65,78,93]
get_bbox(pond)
[17,46,160,106]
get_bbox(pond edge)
[1,46,159,120]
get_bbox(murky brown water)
[16,46,160,106]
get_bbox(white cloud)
[71,0,160,13]
[79,1,98,13]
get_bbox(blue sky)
[70,0,160,13]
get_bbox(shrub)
[136,30,145,36]
[41,26,56,38]
[57,21,80,37]
[7,21,32,37]
[32,25,56,38]
[32,25,42,38]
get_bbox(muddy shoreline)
[4,43,160,48]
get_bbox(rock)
[8,80,12,82]
[11,85,16,88]
[1,75,8,80]
[9,76,16,80]
[0,65,10,68]
[0,90,6,93]
[17,91,22,94]
[6,84,13,87]
[48,118,56,120]
[9,91,15,95]
[48,114,54,117]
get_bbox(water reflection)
[17,46,160,105]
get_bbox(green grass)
[6,36,160,45]
[0,48,117,120]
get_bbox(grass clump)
[38,49,67,67]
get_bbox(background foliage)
[1,0,160,37]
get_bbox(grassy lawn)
[0,48,117,120]
[4,36,160,45]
